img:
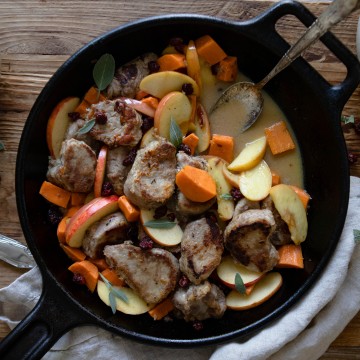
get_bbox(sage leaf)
[78,119,95,135]
[99,273,112,289]
[220,193,233,200]
[169,117,183,148]
[341,115,355,124]
[144,219,176,229]
[235,272,246,294]
[109,291,117,314]
[111,287,129,303]
[0,141,5,151]
[93,53,116,91]
[354,229,360,244]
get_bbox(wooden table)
[0,0,359,358]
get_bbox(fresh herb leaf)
[341,115,355,124]
[144,219,176,229]
[111,287,129,302]
[93,53,116,91]
[0,141,5,151]
[220,193,233,200]
[354,229,360,244]
[109,291,117,314]
[235,272,246,294]
[99,273,128,314]
[169,117,183,148]
[99,273,112,289]
[78,119,95,135]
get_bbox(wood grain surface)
[0,0,359,358]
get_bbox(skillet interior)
[15,6,355,346]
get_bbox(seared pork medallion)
[104,243,179,304]
[41,35,309,325]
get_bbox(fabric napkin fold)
[1,176,359,360]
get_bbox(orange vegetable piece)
[289,185,311,209]
[39,181,71,208]
[74,100,89,117]
[208,134,234,163]
[101,268,125,287]
[83,86,106,105]
[182,133,199,155]
[57,216,69,244]
[70,192,87,207]
[157,54,186,72]
[89,258,109,271]
[276,244,304,269]
[135,90,149,100]
[118,195,140,222]
[245,283,255,296]
[148,298,174,320]
[271,171,281,186]
[265,121,296,155]
[61,244,86,262]
[141,96,159,110]
[68,260,99,292]
[194,35,227,66]
[176,165,216,202]
[216,56,238,82]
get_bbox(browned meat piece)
[104,243,180,304]
[88,99,142,148]
[65,118,99,151]
[172,281,226,322]
[224,209,279,273]
[261,196,292,246]
[82,212,130,259]
[233,197,260,217]
[176,151,216,215]
[123,138,177,209]
[106,146,131,195]
[47,138,96,193]
[180,218,223,285]
[107,52,158,99]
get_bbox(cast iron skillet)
[1,1,359,358]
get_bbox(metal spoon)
[210,0,360,132]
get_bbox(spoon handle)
[0,234,35,268]
[257,0,360,88]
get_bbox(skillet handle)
[0,278,92,360]
[253,0,360,108]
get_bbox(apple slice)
[270,184,308,245]
[199,58,216,87]
[46,96,80,158]
[154,91,192,140]
[186,40,202,89]
[206,156,234,221]
[140,208,183,246]
[226,272,283,310]
[194,103,211,152]
[228,136,267,172]
[94,145,108,198]
[222,162,240,188]
[121,97,155,118]
[239,159,272,201]
[140,127,158,148]
[139,71,200,98]
[97,280,153,315]
[65,195,119,248]
[217,256,264,288]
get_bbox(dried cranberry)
[177,143,191,155]
[141,116,154,133]
[68,112,80,121]
[148,61,160,74]
[139,235,154,250]
[154,205,168,219]
[47,205,62,225]
[192,321,204,331]
[101,181,114,196]
[95,110,107,125]
[178,275,190,288]
[122,148,138,166]
[72,273,86,285]
[167,212,176,222]
[348,152,358,164]
[114,100,125,115]
[230,187,243,201]
[182,83,194,95]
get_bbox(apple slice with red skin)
[46,96,80,158]
[194,103,211,152]
[94,145,108,198]
[65,195,119,248]
[226,272,283,310]
[121,97,155,118]
[217,255,264,289]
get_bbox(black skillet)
[1,0,359,358]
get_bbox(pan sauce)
[202,73,304,187]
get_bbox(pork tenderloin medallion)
[224,209,279,273]
[180,218,223,285]
[107,52,158,99]
[47,138,96,193]
[172,281,226,322]
[123,138,177,209]
[103,243,180,304]
[88,99,142,148]
[82,212,130,259]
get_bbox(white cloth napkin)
[1,176,359,360]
